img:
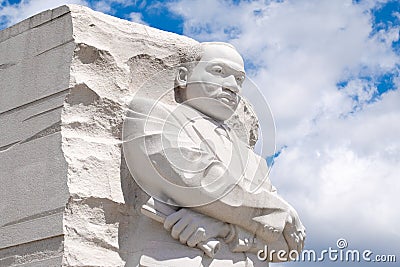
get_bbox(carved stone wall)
[0,6,73,266]
[0,5,259,267]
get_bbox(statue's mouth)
[218,90,237,106]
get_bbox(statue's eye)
[211,66,224,74]
[236,76,244,83]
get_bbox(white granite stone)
[0,133,68,232]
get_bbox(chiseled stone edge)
[0,5,70,43]
[0,236,63,267]
[0,212,64,250]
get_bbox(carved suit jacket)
[123,97,305,262]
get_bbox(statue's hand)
[283,208,306,254]
[164,208,230,248]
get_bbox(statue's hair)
[178,42,237,65]
[177,43,202,64]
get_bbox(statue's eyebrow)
[207,60,245,77]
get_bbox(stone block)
[0,133,68,228]
[0,41,74,113]
[0,236,63,267]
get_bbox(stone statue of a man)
[123,42,305,267]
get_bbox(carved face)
[180,44,246,121]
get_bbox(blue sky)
[1,1,400,266]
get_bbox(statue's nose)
[222,75,240,93]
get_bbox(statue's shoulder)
[128,97,206,122]
[127,97,175,120]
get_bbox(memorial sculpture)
[0,5,305,266]
[123,42,306,266]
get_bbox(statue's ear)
[176,66,188,88]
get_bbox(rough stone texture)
[0,5,259,267]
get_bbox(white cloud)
[167,0,400,264]
[92,0,112,13]
[272,87,400,233]
[128,11,147,25]
[90,0,134,14]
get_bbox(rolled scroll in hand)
[141,197,221,258]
